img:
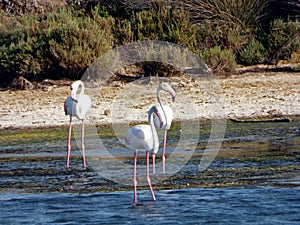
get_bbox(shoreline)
[1,116,300,132]
[1,71,299,130]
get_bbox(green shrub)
[0,6,115,82]
[0,13,44,82]
[114,0,200,77]
[264,19,300,63]
[201,46,236,73]
[43,7,114,78]
[180,0,270,52]
[238,38,267,65]
[114,19,134,45]
[132,1,198,50]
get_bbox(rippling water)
[1,187,300,224]
[1,120,300,224]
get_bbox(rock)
[104,109,112,116]
[9,77,34,90]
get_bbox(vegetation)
[0,0,299,85]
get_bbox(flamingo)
[153,82,176,174]
[64,80,91,170]
[125,105,163,205]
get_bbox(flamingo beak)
[172,95,176,102]
[71,95,78,103]
[71,88,78,103]
[168,86,176,102]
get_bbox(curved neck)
[157,90,168,126]
[148,107,159,152]
[72,81,84,99]
[78,82,84,96]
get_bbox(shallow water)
[1,187,299,224]
[0,120,300,223]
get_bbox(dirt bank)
[0,71,299,129]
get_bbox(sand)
[0,71,299,129]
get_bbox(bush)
[132,1,198,50]
[0,6,115,82]
[114,0,200,77]
[180,0,270,52]
[263,19,300,63]
[1,1,299,84]
[237,38,267,65]
[43,7,114,78]
[0,12,44,82]
[201,46,236,73]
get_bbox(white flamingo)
[64,80,91,170]
[125,105,163,205]
[153,82,176,174]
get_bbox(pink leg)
[133,151,137,205]
[81,119,86,170]
[66,116,72,169]
[162,129,167,174]
[146,151,156,201]
[152,153,156,174]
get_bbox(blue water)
[1,121,300,224]
[1,187,300,224]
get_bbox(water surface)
[0,120,300,224]
[1,188,299,224]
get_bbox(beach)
[0,71,299,129]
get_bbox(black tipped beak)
[71,98,78,103]
[172,96,175,102]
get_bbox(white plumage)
[154,105,173,130]
[152,82,176,174]
[125,124,159,154]
[125,105,163,205]
[64,80,91,170]
[64,81,91,119]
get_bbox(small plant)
[238,38,267,65]
[264,19,300,63]
[201,46,236,73]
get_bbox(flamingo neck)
[157,91,168,126]
[72,81,84,101]
[148,108,159,154]
[76,82,84,96]
[79,82,84,96]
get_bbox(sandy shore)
[0,71,300,129]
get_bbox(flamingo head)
[157,82,176,102]
[70,80,83,103]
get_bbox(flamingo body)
[152,82,176,174]
[154,105,173,130]
[64,94,91,120]
[64,80,91,170]
[125,124,159,154]
[125,105,162,205]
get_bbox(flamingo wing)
[64,96,74,116]
[154,105,173,130]
[75,94,92,120]
[125,125,154,151]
